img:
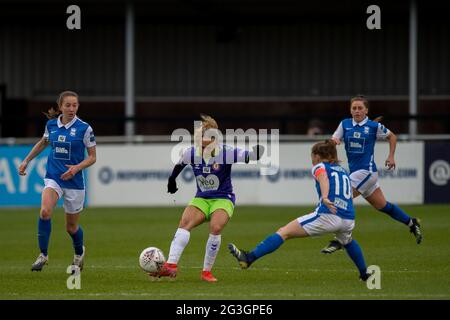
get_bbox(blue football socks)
[248,233,285,262]
[38,218,51,256]
[69,226,84,256]
[379,201,411,225]
[344,239,367,277]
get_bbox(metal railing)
[2,134,450,146]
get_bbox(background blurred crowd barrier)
[2,139,448,207]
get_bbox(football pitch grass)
[1,205,449,300]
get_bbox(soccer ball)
[139,247,166,274]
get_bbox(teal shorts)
[188,197,235,221]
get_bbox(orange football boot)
[158,262,178,278]
[201,270,217,282]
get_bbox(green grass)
[1,205,449,300]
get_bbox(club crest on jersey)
[212,163,220,171]
[203,167,211,174]
[70,128,77,137]
[353,132,361,138]
[58,135,66,142]
[364,126,369,134]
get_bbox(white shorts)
[44,179,85,214]
[350,169,379,198]
[297,212,355,245]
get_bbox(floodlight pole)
[125,2,135,140]
[409,0,418,139]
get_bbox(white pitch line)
[0,265,433,273]
[2,292,449,298]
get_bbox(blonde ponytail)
[200,114,218,131]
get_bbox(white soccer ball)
[139,247,166,274]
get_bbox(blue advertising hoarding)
[0,145,49,206]
[0,145,90,207]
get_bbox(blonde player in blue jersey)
[18,91,96,272]
[228,140,371,281]
[321,95,422,254]
[155,114,263,282]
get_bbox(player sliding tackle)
[229,140,371,282]
[153,114,264,282]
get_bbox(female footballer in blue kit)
[321,95,422,254]
[18,91,96,271]
[156,114,263,282]
[228,140,371,281]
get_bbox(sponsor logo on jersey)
[350,141,363,148]
[58,135,66,142]
[334,197,348,210]
[196,174,220,192]
[53,141,71,160]
[56,147,69,154]
[348,136,365,153]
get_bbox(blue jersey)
[43,116,96,190]
[332,117,390,173]
[178,145,249,204]
[311,162,355,220]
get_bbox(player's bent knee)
[65,222,78,234]
[276,227,290,240]
[66,225,78,235]
[178,219,196,231]
[210,224,224,235]
[339,237,352,246]
[40,207,53,220]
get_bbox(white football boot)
[31,253,48,271]
[72,246,86,271]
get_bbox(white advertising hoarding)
[88,142,423,206]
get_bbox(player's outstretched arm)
[18,137,50,176]
[167,163,186,194]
